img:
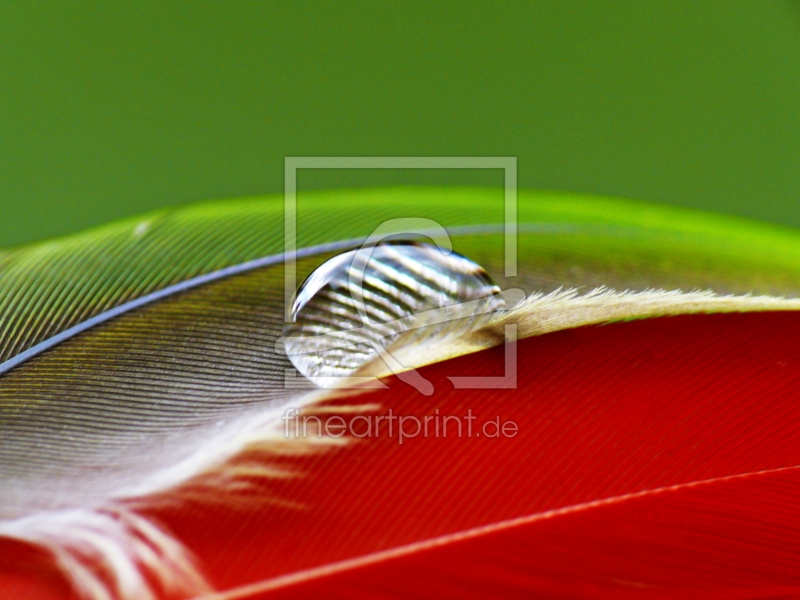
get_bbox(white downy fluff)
[0,507,208,600]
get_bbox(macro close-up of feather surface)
[5,2,800,599]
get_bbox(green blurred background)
[2,1,800,248]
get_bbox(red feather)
[5,310,800,598]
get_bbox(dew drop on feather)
[283,242,505,386]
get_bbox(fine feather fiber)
[4,188,800,598]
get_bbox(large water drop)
[283,242,507,387]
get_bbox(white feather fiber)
[504,286,800,337]
[0,391,361,599]
[0,507,208,600]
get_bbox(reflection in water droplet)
[283,242,506,387]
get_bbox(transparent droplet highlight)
[282,242,507,387]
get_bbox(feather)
[2,187,800,598]
[193,312,800,599]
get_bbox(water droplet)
[283,242,507,387]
